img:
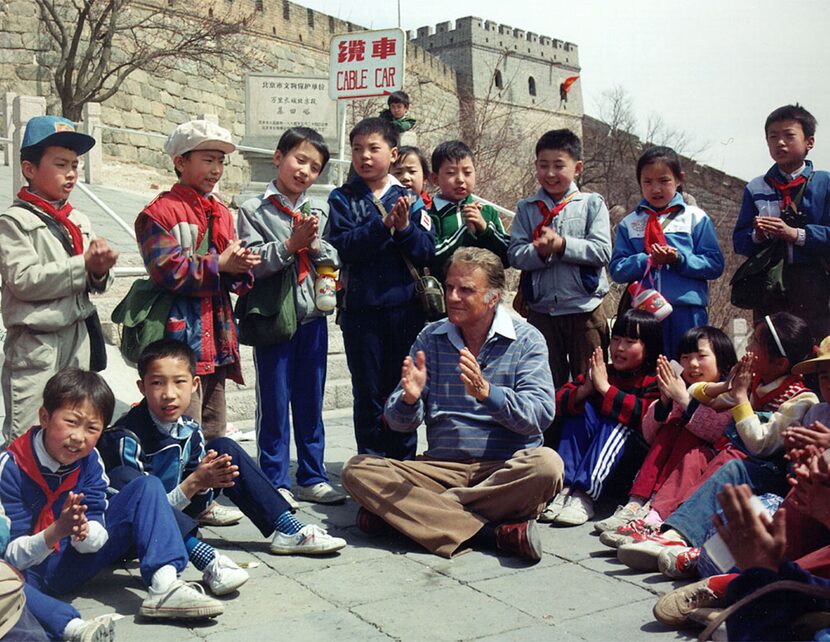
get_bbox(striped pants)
[558,402,648,500]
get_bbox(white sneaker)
[203,553,249,595]
[553,491,595,526]
[538,491,569,523]
[294,482,347,505]
[198,502,244,527]
[278,488,300,512]
[593,502,649,533]
[270,524,347,555]
[140,579,224,620]
[64,615,115,642]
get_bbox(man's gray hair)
[446,247,505,302]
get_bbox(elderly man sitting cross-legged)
[341,247,563,561]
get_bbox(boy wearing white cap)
[0,115,119,443]
[135,120,260,443]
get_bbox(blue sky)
[299,0,830,180]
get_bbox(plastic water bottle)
[315,265,337,312]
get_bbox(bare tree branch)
[32,0,259,120]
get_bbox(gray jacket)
[508,185,611,316]
[237,184,340,324]
[0,201,111,332]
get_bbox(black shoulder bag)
[372,195,446,321]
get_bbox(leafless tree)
[33,0,256,120]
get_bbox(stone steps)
[94,261,354,423]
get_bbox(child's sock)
[63,618,87,640]
[149,564,178,593]
[706,572,740,598]
[185,535,216,571]
[626,495,647,508]
[274,510,304,535]
[643,508,663,525]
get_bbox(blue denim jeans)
[664,457,789,547]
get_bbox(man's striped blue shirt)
[385,306,555,460]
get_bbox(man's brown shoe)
[494,519,543,562]
[356,507,388,537]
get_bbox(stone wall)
[0,0,460,193]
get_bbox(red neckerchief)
[7,431,80,551]
[420,192,433,209]
[16,189,83,255]
[641,204,682,252]
[533,192,577,239]
[766,175,807,211]
[751,373,808,411]
[268,195,310,284]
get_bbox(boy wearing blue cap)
[0,116,119,444]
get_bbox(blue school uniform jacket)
[733,161,830,263]
[609,193,724,307]
[0,428,108,548]
[97,401,208,502]
[327,177,435,310]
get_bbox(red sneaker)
[658,546,701,578]
[494,519,543,562]
[617,533,689,571]
[599,518,659,549]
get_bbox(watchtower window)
[528,76,537,96]
[494,70,503,89]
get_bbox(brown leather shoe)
[356,507,388,537]
[494,519,543,561]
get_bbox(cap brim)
[792,354,830,375]
[191,140,236,155]
[24,131,96,155]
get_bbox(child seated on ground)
[595,326,737,536]
[508,128,611,390]
[0,369,224,622]
[379,91,416,133]
[428,140,509,279]
[652,342,830,631]
[616,313,818,575]
[236,126,345,508]
[98,339,347,558]
[392,145,432,209]
[653,467,830,638]
[544,309,662,526]
[0,505,114,641]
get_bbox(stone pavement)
[47,345,699,642]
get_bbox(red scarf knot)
[642,204,682,253]
[268,195,311,284]
[532,193,577,240]
[7,431,81,552]
[767,175,807,211]
[16,189,83,255]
